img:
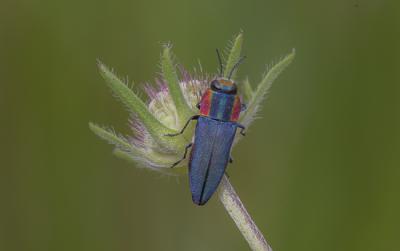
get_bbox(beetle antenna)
[216,49,223,77]
[228,56,246,79]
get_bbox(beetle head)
[210,78,237,94]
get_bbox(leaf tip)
[88,122,100,134]
[289,48,296,60]
[231,32,244,51]
[96,60,113,82]
[96,59,106,72]
[278,48,296,68]
[162,42,173,57]
[88,122,107,140]
[235,30,244,40]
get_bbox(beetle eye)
[211,80,221,91]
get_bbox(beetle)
[166,50,246,205]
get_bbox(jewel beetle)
[166,50,246,205]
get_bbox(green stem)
[218,175,273,251]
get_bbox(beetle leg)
[229,156,234,163]
[170,143,193,168]
[236,123,246,136]
[241,103,247,111]
[164,115,199,137]
[196,102,201,109]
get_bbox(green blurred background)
[1,0,399,250]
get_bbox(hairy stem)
[218,175,273,251]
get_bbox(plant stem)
[218,175,273,251]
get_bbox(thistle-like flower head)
[90,33,295,175]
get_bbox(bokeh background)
[1,0,399,250]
